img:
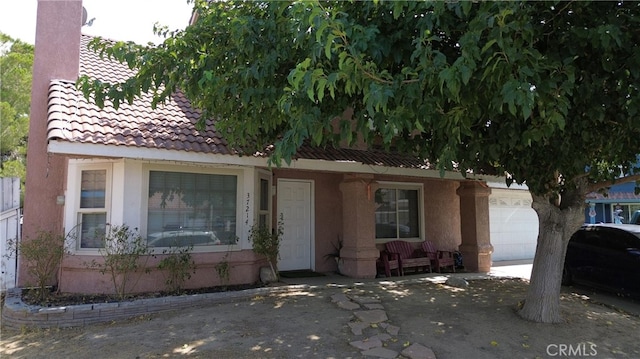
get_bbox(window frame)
[374,181,424,243]
[256,170,272,231]
[141,164,244,253]
[72,163,113,252]
[610,203,640,224]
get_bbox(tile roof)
[293,145,432,169]
[586,182,640,202]
[47,80,232,154]
[46,35,434,170]
[586,192,640,201]
[47,36,232,155]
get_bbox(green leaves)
[500,79,534,118]
[78,1,640,198]
[1,33,33,192]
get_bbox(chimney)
[21,0,84,284]
[32,0,83,82]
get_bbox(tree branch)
[586,173,640,193]
[335,28,420,86]
[546,0,575,26]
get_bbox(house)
[585,181,640,224]
[21,0,496,294]
[584,157,640,224]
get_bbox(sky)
[0,0,194,45]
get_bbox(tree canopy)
[79,0,640,323]
[0,33,32,191]
[79,1,640,196]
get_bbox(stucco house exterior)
[22,0,498,295]
[585,182,640,224]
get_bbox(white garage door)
[489,189,539,261]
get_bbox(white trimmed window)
[76,167,111,249]
[374,183,423,241]
[145,169,240,248]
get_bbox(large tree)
[0,33,32,197]
[79,0,640,323]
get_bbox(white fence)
[1,177,21,292]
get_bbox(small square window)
[80,213,106,248]
[80,170,106,208]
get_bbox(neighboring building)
[585,181,640,224]
[22,0,499,294]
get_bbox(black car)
[563,224,640,298]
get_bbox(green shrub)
[7,230,68,302]
[214,249,231,286]
[248,214,284,281]
[157,245,196,294]
[87,224,152,300]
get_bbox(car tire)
[561,265,573,286]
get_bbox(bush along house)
[21,0,496,295]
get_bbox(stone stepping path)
[330,292,437,359]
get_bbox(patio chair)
[378,250,401,277]
[421,240,456,273]
[384,240,432,276]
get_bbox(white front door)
[277,180,313,271]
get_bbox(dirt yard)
[1,278,639,358]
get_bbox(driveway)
[490,259,640,317]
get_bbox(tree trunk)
[517,189,586,323]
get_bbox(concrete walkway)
[280,260,534,287]
[329,291,436,359]
[276,260,534,358]
[488,259,533,280]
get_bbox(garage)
[488,187,539,261]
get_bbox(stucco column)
[339,174,380,278]
[20,0,83,286]
[457,181,493,272]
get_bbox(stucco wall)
[423,180,462,251]
[274,169,463,273]
[375,174,462,251]
[58,250,266,294]
[48,165,465,294]
[273,169,344,273]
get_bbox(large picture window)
[146,171,238,247]
[375,186,421,240]
[78,169,108,249]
